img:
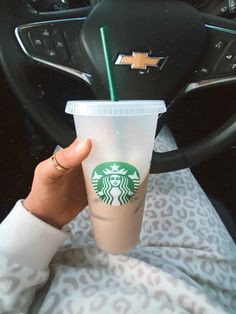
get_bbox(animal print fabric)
[0,126,236,314]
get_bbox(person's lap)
[57,126,236,312]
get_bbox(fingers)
[35,138,92,182]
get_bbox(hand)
[23,138,92,229]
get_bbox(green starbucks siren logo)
[91,162,140,206]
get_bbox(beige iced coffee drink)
[85,161,149,253]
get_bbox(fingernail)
[74,139,88,153]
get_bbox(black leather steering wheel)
[0,0,236,173]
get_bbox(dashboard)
[25,0,236,19]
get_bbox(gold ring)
[51,154,69,171]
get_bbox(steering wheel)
[1,0,236,173]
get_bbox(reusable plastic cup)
[66,100,166,253]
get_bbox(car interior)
[0,0,236,244]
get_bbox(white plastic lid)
[65,100,166,116]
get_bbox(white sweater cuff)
[0,200,68,270]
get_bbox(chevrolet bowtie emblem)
[115,52,167,70]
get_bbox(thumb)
[36,138,92,182]
[56,138,92,170]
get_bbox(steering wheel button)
[32,38,43,48]
[28,31,45,50]
[53,34,69,61]
[55,39,64,48]
[225,54,234,60]
[47,49,57,57]
[193,65,213,80]
[214,41,227,50]
[199,66,212,76]
[215,53,234,74]
[222,53,235,63]
[54,33,66,47]
[228,62,236,71]
[41,27,54,37]
[200,67,208,74]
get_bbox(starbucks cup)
[66,100,166,253]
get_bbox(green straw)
[100,26,118,101]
